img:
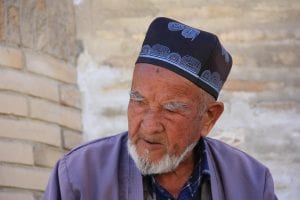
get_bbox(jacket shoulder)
[204,137,267,170]
[64,132,128,159]
[44,132,131,199]
[204,137,277,199]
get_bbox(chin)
[127,139,197,175]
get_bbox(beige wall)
[0,1,82,199]
[75,0,300,199]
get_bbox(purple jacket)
[43,132,277,200]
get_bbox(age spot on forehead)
[155,67,160,74]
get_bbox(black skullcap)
[135,17,232,99]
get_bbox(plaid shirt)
[143,138,210,200]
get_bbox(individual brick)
[19,0,36,49]
[253,100,300,112]
[0,118,61,147]
[0,68,59,101]
[25,51,77,84]
[0,46,24,69]
[229,43,300,67]
[220,29,296,43]
[5,3,21,44]
[63,129,83,149]
[0,92,28,116]
[0,190,35,200]
[0,0,4,41]
[223,79,283,92]
[59,84,81,109]
[44,0,79,64]
[0,164,51,191]
[30,98,82,131]
[0,140,34,165]
[34,144,65,167]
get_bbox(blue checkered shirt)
[143,138,210,200]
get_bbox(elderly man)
[43,17,277,200]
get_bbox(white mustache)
[136,133,164,144]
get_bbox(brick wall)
[74,0,300,199]
[0,1,82,199]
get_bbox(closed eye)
[130,98,145,105]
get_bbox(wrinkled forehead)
[131,63,207,99]
[132,63,194,86]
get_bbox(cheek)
[164,122,188,149]
[127,104,142,140]
[164,117,201,153]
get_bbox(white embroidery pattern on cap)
[168,22,200,41]
[139,43,223,92]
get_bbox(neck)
[154,151,195,198]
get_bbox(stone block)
[220,29,294,43]
[45,0,79,64]
[228,66,300,82]
[91,0,157,19]
[249,87,300,103]
[248,3,300,25]
[253,100,300,112]
[63,129,82,149]
[230,43,300,68]
[223,79,284,92]
[19,0,49,49]
[18,0,79,63]
[242,127,300,162]
[0,164,51,191]
[25,51,77,84]
[19,0,36,48]
[0,190,35,200]
[0,0,4,41]
[34,144,65,167]
[0,118,61,147]
[0,92,28,116]
[273,50,298,66]
[0,46,24,69]
[0,68,59,101]
[0,140,34,165]
[30,98,82,131]
[164,5,242,19]
[60,84,81,109]
[5,2,21,44]
[35,0,48,51]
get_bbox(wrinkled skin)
[127,63,224,197]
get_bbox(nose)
[140,108,164,134]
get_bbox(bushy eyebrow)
[129,90,189,111]
[163,101,189,111]
[129,90,144,100]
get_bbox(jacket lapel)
[204,139,225,200]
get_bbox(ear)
[200,101,224,137]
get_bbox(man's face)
[128,63,208,167]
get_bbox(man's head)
[127,63,224,174]
[127,17,232,175]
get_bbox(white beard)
[127,139,197,175]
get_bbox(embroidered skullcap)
[135,17,232,99]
